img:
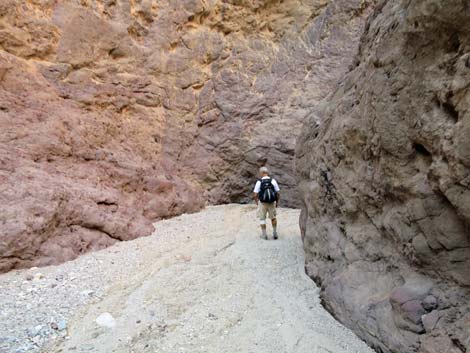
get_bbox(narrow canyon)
[0,1,469,353]
[0,0,371,271]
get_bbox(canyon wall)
[296,0,470,352]
[0,0,372,271]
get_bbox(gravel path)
[0,205,375,353]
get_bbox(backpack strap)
[260,177,274,190]
[261,177,271,183]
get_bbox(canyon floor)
[0,205,374,353]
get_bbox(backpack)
[258,178,277,203]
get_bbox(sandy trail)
[3,205,374,353]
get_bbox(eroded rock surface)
[296,1,470,352]
[0,0,372,271]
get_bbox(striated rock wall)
[296,1,470,352]
[0,0,372,271]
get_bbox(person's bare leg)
[261,224,267,239]
[272,218,278,239]
[259,203,268,239]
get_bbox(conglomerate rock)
[296,1,470,352]
[0,0,372,271]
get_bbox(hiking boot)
[261,233,268,240]
[273,232,278,240]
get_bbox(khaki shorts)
[257,202,276,224]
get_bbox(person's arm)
[253,192,259,204]
[253,180,261,204]
[272,179,281,207]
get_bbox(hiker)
[253,167,280,240]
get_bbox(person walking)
[253,167,280,240]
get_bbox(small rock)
[25,275,33,281]
[57,319,67,331]
[401,300,426,324]
[33,273,44,281]
[95,312,116,328]
[422,295,438,311]
[422,310,440,332]
[50,319,67,331]
[27,325,43,337]
[81,290,95,297]
[208,313,217,320]
[390,280,433,305]
[32,335,42,344]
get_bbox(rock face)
[0,0,371,272]
[296,1,470,352]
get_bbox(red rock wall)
[0,0,372,271]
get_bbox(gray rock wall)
[296,1,470,352]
